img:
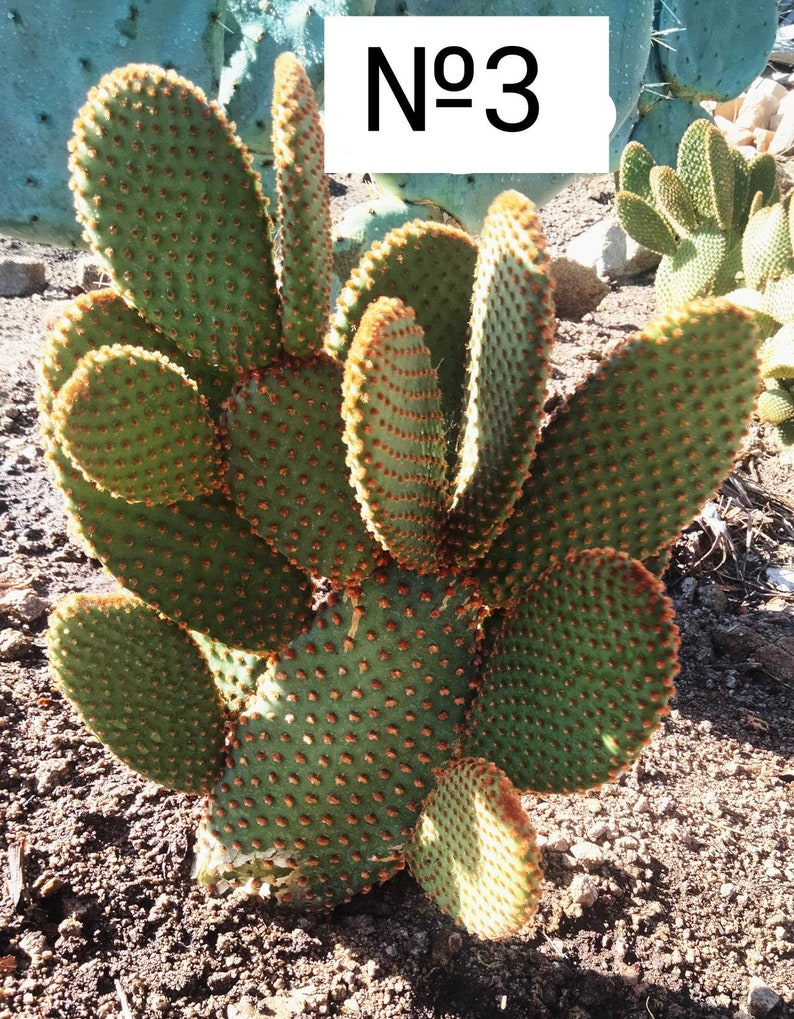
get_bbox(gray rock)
[566,215,661,282]
[0,628,34,662]
[0,588,48,624]
[747,977,781,1016]
[0,256,47,297]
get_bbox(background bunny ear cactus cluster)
[39,54,761,939]
[616,119,779,312]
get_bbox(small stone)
[698,582,728,613]
[747,976,781,1016]
[544,834,571,853]
[0,257,47,297]
[570,841,605,869]
[566,215,661,282]
[57,915,83,940]
[0,628,33,661]
[548,257,609,320]
[569,873,599,907]
[0,587,48,624]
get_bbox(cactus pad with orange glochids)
[40,54,759,939]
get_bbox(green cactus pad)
[37,290,231,428]
[406,757,542,940]
[47,592,226,793]
[758,387,794,425]
[676,120,734,231]
[729,150,751,234]
[747,152,781,210]
[342,297,449,574]
[760,326,794,379]
[223,353,384,587]
[448,191,555,569]
[51,343,219,505]
[761,276,794,327]
[614,191,678,258]
[649,166,698,237]
[47,446,314,652]
[655,224,729,310]
[68,64,280,372]
[272,52,332,358]
[617,141,655,203]
[198,565,481,909]
[475,298,759,608]
[328,220,477,457]
[742,203,794,290]
[464,549,678,794]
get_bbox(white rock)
[770,107,794,155]
[570,841,605,869]
[0,257,46,297]
[777,89,794,118]
[569,873,599,907]
[713,95,743,121]
[766,566,794,592]
[747,976,781,1017]
[736,92,779,132]
[745,77,787,103]
[566,216,660,282]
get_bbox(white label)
[323,16,614,174]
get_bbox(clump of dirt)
[1,176,792,1019]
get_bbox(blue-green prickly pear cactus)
[1,0,777,241]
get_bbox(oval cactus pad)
[464,548,678,794]
[407,757,543,940]
[47,592,226,793]
[52,343,219,505]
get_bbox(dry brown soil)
[1,176,793,1019]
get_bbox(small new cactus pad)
[756,325,794,444]
[329,220,477,457]
[41,55,760,937]
[342,298,449,575]
[51,344,219,505]
[464,549,678,795]
[406,758,543,939]
[616,119,778,310]
[47,593,226,793]
[272,52,332,358]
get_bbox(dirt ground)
[1,174,793,1019]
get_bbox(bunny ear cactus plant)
[616,119,779,312]
[40,55,761,939]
